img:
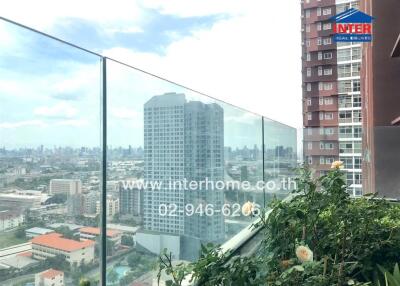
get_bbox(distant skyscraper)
[143,93,186,235]
[119,182,142,217]
[184,101,224,243]
[143,93,224,243]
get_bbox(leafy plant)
[375,264,400,286]
[157,164,400,286]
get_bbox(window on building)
[352,63,361,76]
[317,37,322,45]
[353,94,361,107]
[319,82,323,91]
[324,97,333,105]
[307,113,313,120]
[354,158,362,169]
[306,9,311,18]
[306,24,311,33]
[307,98,312,106]
[354,110,362,122]
[343,157,353,169]
[307,156,313,164]
[307,83,312,91]
[324,68,333,75]
[323,23,332,30]
[317,7,321,16]
[318,52,323,60]
[339,127,352,139]
[337,49,351,62]
[354,127,362,138]
[323,8,332,15]
[355,173,362,184]
[323,52,333,59]
[338,64,351,77]
[323,37,332,45]
[338,81,352,93]
[324,82,333,90]
[319,97,324,105]
[306,52,311,61]
[307,68,312,77]
[318,66,323,76]
[317,22,322,31]
[306,40,311,47]
[319,112,324,120]
[354,142,362,153]
[339,111,352,123]
[339,95,352,108]
[325,112,333,120]
[353,80,361,92]
[352,47,361,60]
[308,142,313,150]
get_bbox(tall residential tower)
[302,0,363,196]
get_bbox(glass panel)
[0,20,102,285]
[264,120,297,200]
[106,59,269,285]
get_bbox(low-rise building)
[26,227,55,238]
[96,195,119,217]
[31,233,95,266]
[35,268,64,286]
[0,210,24,232]
[79,227,122,246]
[49,179,82,195]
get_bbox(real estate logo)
[331,8,374,42]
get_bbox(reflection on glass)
[105,59,297,285]
[0,20,101,285]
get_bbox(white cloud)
[1,0,143,30]
[2,0,302,134]
[110,107,141,121]
[34,102,78,118]
[103,2,302,128]
[55,119,89,127]
[0,120,47,129]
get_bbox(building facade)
[31,233,95,266]
[35,268,64,286]
[302,0,362,196]
[119,183,142,217]
[49,179,82,195]
[142,93,225,248]
[0,210,24,232]
[361,0,400,199]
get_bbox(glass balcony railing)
[0,18,297,286]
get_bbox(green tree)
[108,268,119,285]
[14,226,26,239]
[121,235,134,246]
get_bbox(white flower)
[241,201,255,216]
[295,245,313,263]
[331,160,344,169]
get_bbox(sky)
[0,0,302,149]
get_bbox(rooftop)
[26,227,54,235]
[40,268,64,279]
[31,233,94,252]
[79,226,122,237]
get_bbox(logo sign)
[330,8,375,42]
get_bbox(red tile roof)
[31,233,94,252]
[40,268,64,279]
[79,227,122,237]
